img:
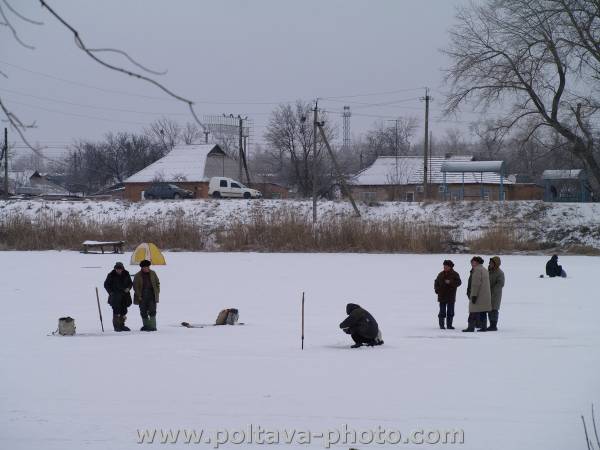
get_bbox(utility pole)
[388,119,400,199]
[317,122,361,217]
[312,100,318,223]
[3,128,8,199]
[421,88,432,200]
[238,115,244,182]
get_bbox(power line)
[0,88,190,116]
[0,60,290,105]
[6,99,150,125]
[321,87,424,100]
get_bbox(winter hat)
[490,256,501,268]
[114,262,125,269]
[346,303,360,315]
[443,259,454,268]
[139,259,151,268]
[471,256,484,264]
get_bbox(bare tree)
[362,117,419,166]
[264,100,336,197]
[470,120,508,160]
[181,122,204,145]
[444,0,600,192]
[144,117,181,152]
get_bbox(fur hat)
[471,256,484,264]
[490,256,501,267]
[139,259,151,268]
[114,262,125,270]
[443,259,454,268]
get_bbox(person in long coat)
[434,259,462,329]
[488,256,505,331]
[339,303,383,348]
[463,256,492,332]
[103,262,133,331]
[133,259,161,331]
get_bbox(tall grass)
[216,208,450,253]
[467,224,543,253]
[0,212,208,251]
[0,210,594,254]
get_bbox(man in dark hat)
[339,303,384,348]
[133,259,161,331]
[103,262,133,332]
[434,259,462,329]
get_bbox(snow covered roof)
[125,144,227,183]
[542,169,585,180]
[352,156,514,186]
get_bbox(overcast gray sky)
[1,0,478,157]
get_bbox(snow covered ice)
[1,251,598,449]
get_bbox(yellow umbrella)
[130,243,166,265]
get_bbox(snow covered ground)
[2,198,600,248]
[1,251,598,449]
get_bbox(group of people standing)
[434,256,505,332]
[103,260,161,332]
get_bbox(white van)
[208,177,262,199]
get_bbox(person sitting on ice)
[545,255,566,278]
[339,303,383,348]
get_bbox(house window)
[361,192,377,203]
[416,185,424,193]
[405,192,415,202]
[438,185,446,193]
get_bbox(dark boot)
[462,317,475,332]
[140,317,151,331]
[147,316,157,331]
[477,313,488,332]
[112,315,122,332]
[438,317,445,329]
[350,343,362,348]
[121,315,130,332]
[487,320,498,331]
[446,317,455,329]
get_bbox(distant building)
[350,155,543,202]
[124,144,239,201]
[542,169,591,202]
[5,170,73,197]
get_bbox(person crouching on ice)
[133,259,160,332]
[339,303,383,348]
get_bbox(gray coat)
[468,264,492,313]
[489,268,505,310]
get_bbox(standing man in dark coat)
[103,262,133,332]
[133,260,160,332]
[487,256,505,331]
[434,259,462,330]
[339,303,383,348]
[545,255,564,278]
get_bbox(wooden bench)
[82,240,125,254]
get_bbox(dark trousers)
[488,309,499,322]
[351,333,377,346]
[438,302,455,318]
[139,299,157,319]
[111,304,128,316]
